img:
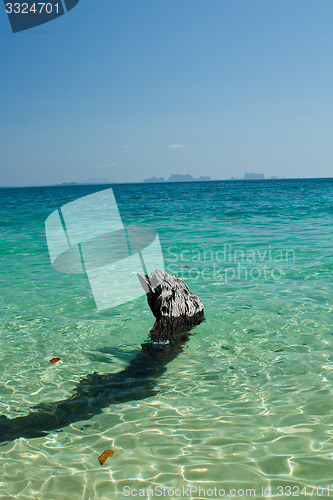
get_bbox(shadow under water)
[0,336,189,444]
[0,269,204,444]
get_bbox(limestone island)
[143,174,211,183]
[243,172,265,180]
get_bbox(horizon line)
[2,176,333,189]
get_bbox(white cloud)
[99,163,117,169]
[169,144,184,149]
[121,144,129,149]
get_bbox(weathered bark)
[138,269,204,342]
[0,270,204,443]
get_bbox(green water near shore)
[0,179,333,499]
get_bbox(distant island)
[243,172,265,180]
[144,177,165,183]
[55,178,116,186]
[228,174,279,180]
[143,174,211,183]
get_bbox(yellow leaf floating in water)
[98,450,114,465]
[50,358,60,364]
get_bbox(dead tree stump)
[138,269,204,342]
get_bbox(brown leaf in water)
[179,266,191,268]
[50,357,61,364]
[98,450,114,465]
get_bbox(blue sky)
[1,0,333,186]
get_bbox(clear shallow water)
[0,179,333,499]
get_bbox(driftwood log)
[0,270,204,443]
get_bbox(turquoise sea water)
[0,179,333,499]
